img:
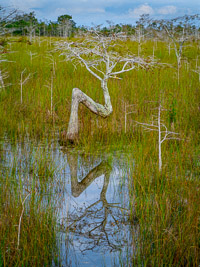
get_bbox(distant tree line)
[0,6,199,40]
[0,9,78,38]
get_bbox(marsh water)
[1,135,136,266]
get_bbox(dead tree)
[0,51,11,92]
[0,6,18,91]
[19,68,31,104]
[150,15,200,85]
[57,30,153,142]
[135,101,181,171]
[0,5,18,36]
[0,68,7,91]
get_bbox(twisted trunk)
[66,79,112,142]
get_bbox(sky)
[2,0,200,26]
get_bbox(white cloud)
[157,5,177,15]
[1,0,199,25]
[10,0,44,11]
[55,8,69,16]
[129,4,154,18]
[68,7,105,14]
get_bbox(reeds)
[128,134,199,265]
[0,141,61,266]
[0,36,199,265]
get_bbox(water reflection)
[1,137,134,266]
[67,153,112,198]
[58,150,132,266]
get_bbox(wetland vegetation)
[0,13,200,266]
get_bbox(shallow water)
[1,136,136,266]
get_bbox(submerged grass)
[0,141,61,266]
[0,36,199,265]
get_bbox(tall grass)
[0,38,199,143]
[0,140,61,266]
[128,133,199,265]
[0,35,199,265]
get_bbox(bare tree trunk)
[158,104,162,172]
[0,69,5,91]
[66,82,113,142]
[57,33,152,142]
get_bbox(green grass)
[129,136,199,265]
[0,35,199,265]
[0,141,60,266]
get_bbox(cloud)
[129,4,154,18]
[1,0,199,26]
[127,4,178,20]
[54,7,69,16]
[157,5,177,15]
[10,0,45,12]
[68,7,105,14]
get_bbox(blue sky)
[3,0,200,26]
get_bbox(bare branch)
[56,29,155,142]
[17,192,31,249]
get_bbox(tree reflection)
[60,152,130,253]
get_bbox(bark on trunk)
[0,69,5,91]
[66,83,112,142]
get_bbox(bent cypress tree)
[57,31,153,142]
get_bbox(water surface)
[1,136,136,266]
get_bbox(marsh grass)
[0,141,61,266]
[0,36,199,265]
[128,132,200,265]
